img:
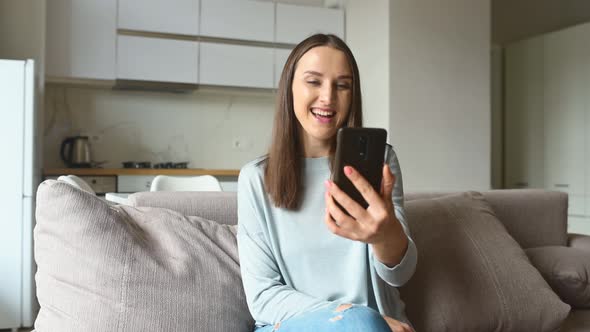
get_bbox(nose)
[319,82,335,105]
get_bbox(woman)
[237,34,417,332]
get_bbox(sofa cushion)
[34,180,254,331]
[561,309,590,332]
[127,191,238,225]
[399,191,570,332]
[526,246,590,308]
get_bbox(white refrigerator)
[0,59,40,329]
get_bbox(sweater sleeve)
[371,145,418,287]
[236,163,333,326]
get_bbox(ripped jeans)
[253,303,393,332]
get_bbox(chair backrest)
[149,175,222,192]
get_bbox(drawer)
[117,175,156,193]
[217,176,237,192]
[45,175,117,194]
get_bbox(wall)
[0,0,46,64]
[44,86,275,169]
[345,0,391,134]
[389,0,491,191]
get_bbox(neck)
[301,136,331,158]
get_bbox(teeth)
[311,109,335,117]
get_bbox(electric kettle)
[60,136,92,168]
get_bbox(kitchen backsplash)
[43,85,275,169]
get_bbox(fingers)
[325,180,367,220]
[382,315,413,332]
[343,166,384,209]
[381,164,396,201]
[400,322,413,332]
[324,190,360,240]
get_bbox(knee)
[338,305,390,331]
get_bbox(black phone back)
[332,127,387,210]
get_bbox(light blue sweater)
[237,145,417,327]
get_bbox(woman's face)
[291,46,353,154]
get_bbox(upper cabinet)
[46,0,117,80]
[274,48,292,88]
[200,43,274,88]
[276,3,345,44]
[117,35,199,84]
[46,1,345,89]
[118,0,200,35]
[200,0,274,42]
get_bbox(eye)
[306,80,321,86]
[336,82,351,90]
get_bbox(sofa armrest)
[568,233,590,252]
[127,191,238,225]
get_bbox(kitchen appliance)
[121,161,189,169]
[0,59,39,329]
[60,136,91,168]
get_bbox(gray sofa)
[33,180,590,331]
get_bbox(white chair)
[149,175,223,192]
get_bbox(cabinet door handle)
[554,184,570,188]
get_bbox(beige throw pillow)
[399,191,570,332]
[34,180,254,332]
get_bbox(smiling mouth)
[310,108,336,119]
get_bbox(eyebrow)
[303,70,352,80]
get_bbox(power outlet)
[232,138,252,151]
[89,133,103,144]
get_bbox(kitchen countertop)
[43,168,240,176]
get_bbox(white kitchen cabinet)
[46,0,116,80]
[117,35,199,84]
[568,216,590,235]
[118,0,200,35]
[543,24,588,196]
[504,36,545,189]
[117,175,236,192]
[200,0,274,42]
[199,42,274,88]
[276,3,344,44]
[274,48,292,88]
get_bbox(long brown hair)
[262,34,363,210]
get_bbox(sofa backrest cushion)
[128,191,238,225]
[406,189,569,248]
[129,189,568,249]
[34,180,254,331]
[399,191,570,332]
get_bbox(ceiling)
[493,0,590,44]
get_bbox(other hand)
[382,315,414,332]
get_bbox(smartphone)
[332,127,387,210]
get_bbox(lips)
[310,107,336,119]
